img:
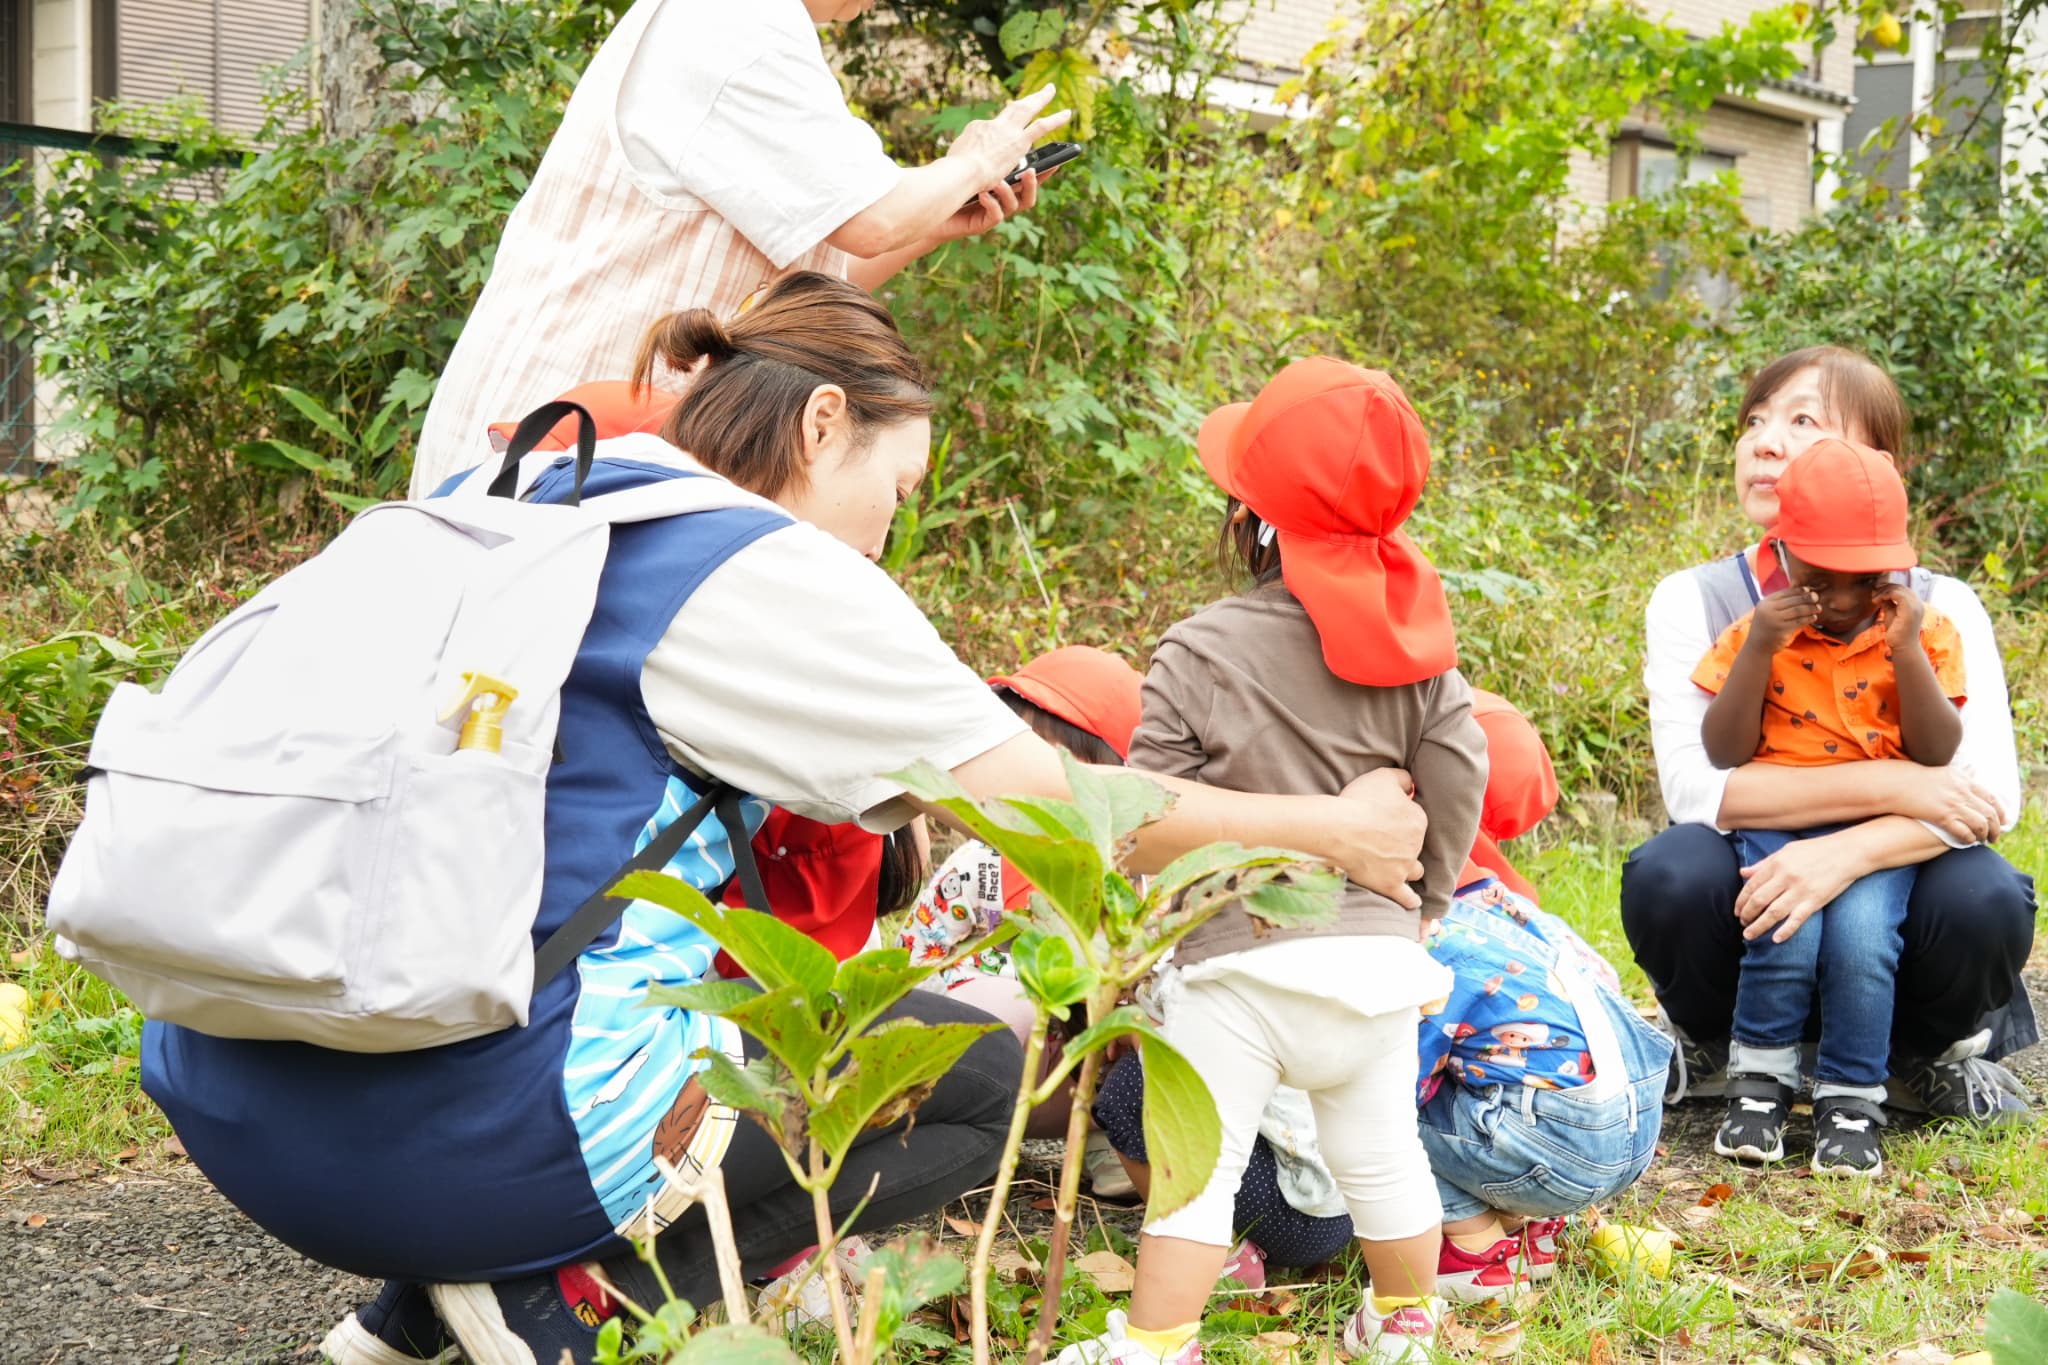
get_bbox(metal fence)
[1,133,32,479]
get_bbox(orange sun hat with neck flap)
[1198,356,1457,686]
[987,646,1144,760]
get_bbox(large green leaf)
[809,1019,1001,1165]
[1063,753,1175,861]
[997,793,1096,845]
[830,950,928,1043]
[688,1049,791,1138]
[271,382,355,447]
[1147,843,1325,907]
[1139,1034,1221,1223]
[887,762,1107,938]
[673,1321,806,1364]
[614,872,836,1003]
[1014,46,1100,141]
[856,1234,967,1350]
[1987,1288,2048,1365]
[641,978,762,1018]
[998,8,1065,60]
[1009,925,1097,1015]
[719,984,835,1082]
[1059,1004,1155,1061]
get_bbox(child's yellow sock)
[1126,1321,1200,1358]
[1370,1294,1426,1315]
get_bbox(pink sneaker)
[1521,1216,1566,1261]
[1341,1296,1442,1363]
[1435,1236,1525,1302]
[1218,1239,1267,1292]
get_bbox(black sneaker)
[321,1281,455,1364]
[1654,1008,1731,1103]
[430,1262,620,1365]
[1713,1074,1794,1163]
[1811,1095,1888,1177]
[1893,1047,2033,1126]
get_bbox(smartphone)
[963,141,1083,208]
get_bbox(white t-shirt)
[621,438,1024,829]
[1643,557,2022,843]
[614,0,903,269]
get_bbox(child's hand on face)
[1874,579,1924,650]
[1745,586,1820,653]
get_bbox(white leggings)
[1143,972,1440,1247]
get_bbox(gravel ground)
[6,973,2045,1365]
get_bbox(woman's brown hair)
[1737,345,1909,459]
[632,272,933,499]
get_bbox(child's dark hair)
[875,827,926,916]
[1218,496,1284,585]
[993,690,1123,767]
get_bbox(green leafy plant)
[889,755,1342,1365]
[1986,1288,2048,1365]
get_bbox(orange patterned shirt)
[1691,608,1966,765]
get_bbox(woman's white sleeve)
[1643,571,1730,828]
[639,522,1025,832]
[1929,578,2023,839]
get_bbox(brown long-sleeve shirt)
[1130,583,1487,967]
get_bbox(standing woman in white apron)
[409,0,1068,497]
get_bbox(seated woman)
[148,273,1431,1365]
[1088,693,1671,1303]
[1619,345,2035,1122]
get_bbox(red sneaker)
[1520,1216,1566,1265]
[1217,1239,1267,1292]
[1435,1236,1532,1302]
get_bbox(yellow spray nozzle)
[440,672,520,753]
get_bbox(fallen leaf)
[943,1215,977,1238]
[1699,1183,1736,1207]
[992,1249,1041,1282]
[26,1166,85,1183]
[161,1136,187,1159]
[1072,1249,1136,1293]
[1680,1204,1723,1228]
[1893,1249,1934,1265]
[1950,1354,1993,1365]
[1586,1329,1615,1365]
[25,1213,46,1228]
[1439,1318,1481,1353]
[111,1145,139,1164]
[1250,1330,1301,1363]
[1834,1209,1867,1228]
[1969,1223,2022,1245]
[1838,1248,1889,1279]
[1879,1344,1955,1365]
[1476,1322,1523,1358]
[1029,1196,1056,1211]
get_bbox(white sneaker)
[1085,1130,1138,1200]
[754,1235,876,1333]
[319,1313,458,1365]
[1341,1296,1443,1363]
[1054,1309,1203,1365]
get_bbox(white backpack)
[47,405,772,1053]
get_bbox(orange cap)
[1197,357,1457,686]
[486,380,679,452]
[1773,437,1914,574]
[987,646,1144,760]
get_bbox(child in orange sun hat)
[1058,358,1487,1365]
[1691,437,1964,1179]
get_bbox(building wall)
[1227,0,1344,71]
[114,0,313,135]
[31,0,91,129]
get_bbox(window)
[1636,145,1738,198]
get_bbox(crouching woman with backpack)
[87,274,1429,1365]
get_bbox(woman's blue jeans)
[1729,827,1913,1090]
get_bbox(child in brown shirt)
[1060,359,1485,1365]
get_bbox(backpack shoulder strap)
[532,782,770,989]
[1692,553,1760,639]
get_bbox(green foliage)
[2,0,629,534]
[1716,199,2048,582]
[1986,1287,2048,1364]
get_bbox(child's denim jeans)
[1418,997,1672,1222]
[1729,827,1914,1090]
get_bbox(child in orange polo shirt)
[1691,438,1965,1177]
